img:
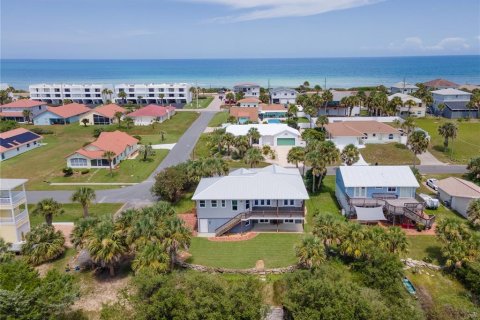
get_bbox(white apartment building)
[269,87,298,104]
[29,83,109,105]
[233,83,261,97]
[114,83,192,105]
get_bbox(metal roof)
[431,88,471,96]
[338,166,419,188]
[444,101,470,111]
[388,93,422,104]
[192,165,309,200]
[0,179,28,190]
[225,124,300,137]
[436,177,480,198]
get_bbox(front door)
[199,219,209,233]
[399,187,411,198]
[354,187,366,198]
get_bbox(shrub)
[0,120,18,133]
[81,169,90,175]
[416,223,426,232]
[30,127,54,135]
[454,261,480,296]
[133,135,142,141]
[62,167,73,177]
[93,128,105,138]
[22,224,65,265]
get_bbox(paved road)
[26,111,217,205]
[325,165,467,175]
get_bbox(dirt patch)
[53,222,74,247]
[35,263,53,277]
[208,232,259,242]
[255,260,265,271]
[178,213,197,236]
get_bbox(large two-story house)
[335,166,435,228]
[432,88,476,119]
[269,87,298,104]
[0,99,48,122]
[233,83,260,98]
[192,165,309,237]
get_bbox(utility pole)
[196,80,199,109]
[324,77,327,90]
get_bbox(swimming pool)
[267,119,281,124]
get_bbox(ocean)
[1,56,479,90]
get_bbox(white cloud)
[390,36,471,52]
[191,0,383,22]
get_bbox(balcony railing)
[0,192,26,205]
[0,209,28,224]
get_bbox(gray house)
[192,165,309,237]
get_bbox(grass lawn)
[0,112,198,190]
[305,176,342,231]
[187,233,302,269]
[29,203,124,226]
[405,236,443,265]
[360,143,420,165]
[173,192,195,214]
[407,269,480,318]
[297,117,310,123]
[208,111,229,127]
[183,96,214,109]
[415,117,480,164]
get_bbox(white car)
[426,178,438,191]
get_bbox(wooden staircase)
[215,212,245,236]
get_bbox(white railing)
[0,192,26,206]
[15,209,29,224]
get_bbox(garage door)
[277,138,295,146]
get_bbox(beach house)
[432,88,476,118]
[269,87,298,104]
[0,179,31,251]
[78,103,127,126]
[390,82,418,94]
[114,83,192,105]
[436,177,480,219]
[387,93,425,117]
[226,124,302,146]
[66,131,138,168]
[317,90,361,116]
[258,104,288,122]
[324,121,403,147]
[335,166,435,228]
[126,104,176,126]
[29,83,108,105]
[238,97,261,108]
[423,78,459,90]
[0,128,43,161]
[192,165,309,236]
[233,83,260,98]
[0,99,48,122]
[33,103,91,125]
[229,107,259,124]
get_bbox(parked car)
[426,178,438,191]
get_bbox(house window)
[283,200,294,206]
[221,200,226,207]
[232,200,238,211]
[26,143,30,147]
[388,134,394,139]
[244,220,251,226]
[34,141,37,145]
[254,200,259,206]
[259,219,269,223]
[388,187,397,192]
[211,200,217,208]
[199,200,206,208]
[372,133,376,137]
[375,187,382,189]
[16,147,19,151]
[284,219,294,223]
[246,200,250,209]
[70,158,87,167]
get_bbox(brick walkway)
[208,232,258,242]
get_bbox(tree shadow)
[424,245,444,264]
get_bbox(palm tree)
[303,81,310,90]
[0,90,11,104]
[159,93,165,106]
[315,115,329,130]
[305,148,323,193]
[310,94,323,116]
[71,217,99,249]
[159,130,166,142]
[287,146,305,169]
[132,242,170,274]
[407,130,429,168]
[161,217,191,270]
[102,88,110,101]
[124,116,134,129]
[390,96,403,116]
[114,111,123,127]
[313,85,322,94]
[234,136,249,158]
[102,150,116,177]
[401,116,416,136]
[139,143,154,161]
[118,91,127,103]
[340,144,359,165]
[436,103,446,116]
[246,127,261,146]
[321,89,333,114]
[22,224,65,265]
[385,227,408,254]
[81,118,89,127]
[244,148,264,168]
[32,198,64,226]
[0,238,14,263]
[107,89,114,101]
[22,109,33,124]
[467,199,480,229]
[86,216,127,276]
[340,223,367,259]
[312,215,345,248]
[221,132,235,155]
[287,104,299,119]
[405,99,417,116]
[438,122,458,149]
[71,187,96,218]
[295,235,326,269]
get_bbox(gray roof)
[391,82,418,89]
[338,166,419,188]
[445,101,470,111]
[0,179,28,190]
[269,87,298,94]
[192,165,309,200]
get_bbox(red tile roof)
[259,103,287,111]
[0,128,43,152]
[325,121,399,137]
[229,107,259,122]
[69,130,138,159]
[127,104,173,117]
[1,99,47,108]
[238,97,261,104]
[0,111,24,117]
[92,104,127,118]
[47,103,90,118]
[423,78,459,88]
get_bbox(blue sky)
[1,0,479,59]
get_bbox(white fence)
[297,116,403,129]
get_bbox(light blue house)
[33,103,90,125]
[335,165,435,228]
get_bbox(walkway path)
[26,111,217,205]
[417,150,446,166]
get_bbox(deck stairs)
[215,211,245,236]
